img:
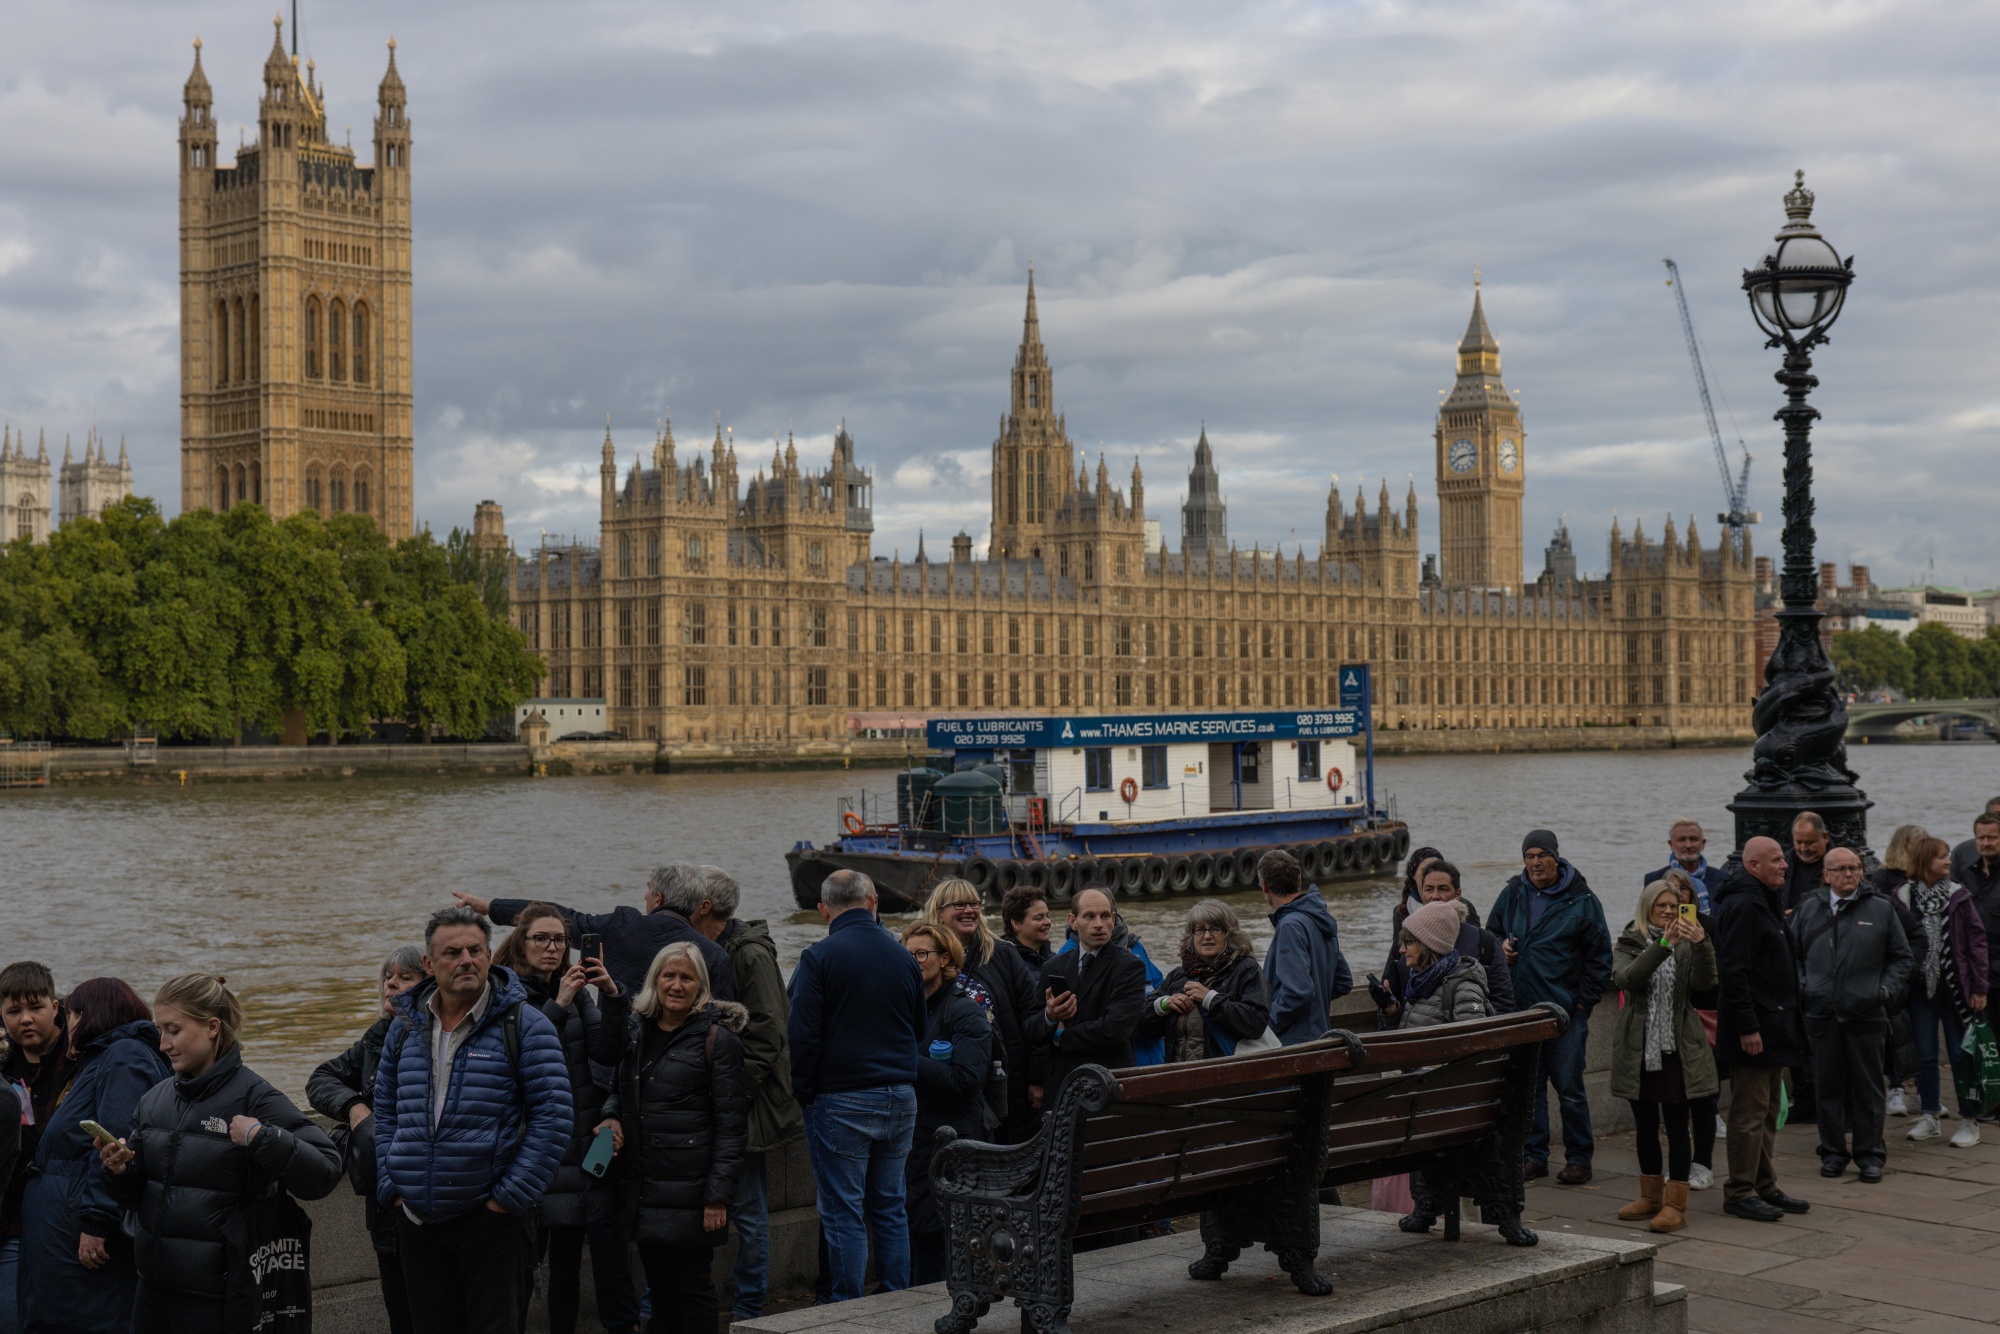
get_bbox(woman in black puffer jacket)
[925,879,1040,1140]
[899,923,994,1285]
[100,975,342,1334]
[603,942,747,1334]
[494,903,636,1334]
[307,945,426,1334]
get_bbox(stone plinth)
[737,1207,1685,1334]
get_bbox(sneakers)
[1887,1087,1908,1116]
[1951,1118,1982,1148]
[1908,1114,1943,1141]
[1687,1163,1714,1191]
[1716,1114,1729,1137]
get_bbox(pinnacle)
[1459,285,1498,355]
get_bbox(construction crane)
[1663,258,1758,557]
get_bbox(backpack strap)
[502,1001,521,1073]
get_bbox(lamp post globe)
[1726,170,1871,866]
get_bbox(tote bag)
[222,1189,314,1334]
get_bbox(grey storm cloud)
[3,0,1998,587]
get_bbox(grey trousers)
[1806,1016,1888,1169]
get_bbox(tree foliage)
[0,497,542,741]
[1832,622,2000,699]
[1830,624,1915,695]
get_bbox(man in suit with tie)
[1029,884,1148,1097]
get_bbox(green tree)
[444,526,513,618]
[1908,621,1980,699]
[380,531,542,737]
[0,537,117,739]
[1830,624,1915,695]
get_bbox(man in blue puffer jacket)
[1488,829,1612,1186]
[374,905,573,1334]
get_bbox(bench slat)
[1077,1158,1290,1217]
[1081,1114,1299,1168]
[1322,1100,1503,1159]
[1349,1015,1560,1067]
[1079,1132,1295,1199]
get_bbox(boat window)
[1239,744,1261,784]
[1297,739,1321,782]
[1009,749,1036,794]
[1141,746,1169,789]
[1084,748,1113,791]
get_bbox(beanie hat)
[1404,902,1462,957]
[1522,828,1559,858]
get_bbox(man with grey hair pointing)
[787,870,927,1303]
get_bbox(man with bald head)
[1713,837,1812,1221]
[1790,847,1913,1183]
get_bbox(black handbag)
[222,1188,314,1334]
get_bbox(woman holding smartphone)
[17,977,168,1334]
[1610,881,1717,1234]
[492,903,637,1334]
[98,974,343,1334]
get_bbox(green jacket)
[1609,924,1719,1102]
[724,918,806,1153]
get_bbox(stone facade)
[0,428,52,545]
[177,19,415,537]
[509,282,1757,742]
[59,428,134,527]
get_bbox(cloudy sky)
[4,1,1996,587]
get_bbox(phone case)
[582,1122,617,1177]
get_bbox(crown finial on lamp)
[1784,169,1814,221]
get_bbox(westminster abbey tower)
[178,18,415,537]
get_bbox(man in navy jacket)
[1643,817,1727,913]
[787,870,926,1303]
[375,906,572,1334]
[1259,849,1353,1045]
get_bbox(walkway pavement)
[1524,1117,2000,1333]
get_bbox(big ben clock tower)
[1434,281,1524,589]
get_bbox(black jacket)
[1135,951,1273,1054]
[107,1048,342,1299]
[1959,853,2000,993]
[1,1010,72,1236]
[1790,886,1915,1032]
[1783,854,1826,916]
[520,971,632,1230]
[787,909,926,1105]
[606,1002,749,1248]
[961,938,1043,1135]
[907,983,994,1233]
[1005,935,1051,975]
[1713,867,1804,1067]
[307,1014,396,1246]
[1378,920,1518,1017]
[492,897,736,1003]
[1027,943,1148,1090]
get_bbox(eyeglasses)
[907,948,939,961]
[524,933,569,949]
[1190,925,1225,937]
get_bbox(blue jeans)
[806,1086,916,1302]
[0,1235,18,1334]
[729,1153,770,1319]
[1527,1008,1594,1168]
[1911,990,1974,1117]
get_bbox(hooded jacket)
[372,966,574,1221]
[519,970,631,1230]
[1790,885,1914,1032]
[720,917,805,1153]
[1610,921,1720,1101]
[1895,879,1989,1006]
[1487,860,1612,1019]
[907,981,994,1233]
[307,1013,397,1245]
[1379,908,1517,1017]
[1712,866,1803,1068]
[490,897,736,1003]
[1263,888,1354,1046]
[606,1001,748,1248]
[1391,957,1492,1030]
[107,1046,343,1298]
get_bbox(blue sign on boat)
[926,708,1366,751]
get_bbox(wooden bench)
[930,1004,1567,1334]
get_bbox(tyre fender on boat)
[1374,832,1399,866]
[1394,828,1411,859]
[1118,858,1147,895]
[1351,837,1378,873]
[1213,852,1239,890]
[1235,849,1260,884]
[1023,861,1050,892]
[1335,838,1359,871]
[1048,859,1077,899]
[1166,857,1195,894]
[1190,853,1217,891]
[1141,857,1170,894]
[963,857,998,894]
[1295,843,1324,880]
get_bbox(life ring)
[842,811,866,835]
[1326,767,1344,792]
[1119,777,1139,803]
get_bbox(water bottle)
[928,1039,954,1061]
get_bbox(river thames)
[6,742,1995,1090]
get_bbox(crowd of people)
[4,796,1997,1332]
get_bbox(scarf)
[1641,929,1679,1073]
[1180,946,1243,981]
[1914,879,1952,1000]
[1402,951,1462,1006]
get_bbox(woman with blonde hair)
[603,943,747,1334]
[1867,825,1930,1117]
[923,878,1041,1139]
[1901,835,1989,1147]
[1135,899,1273,1061]
[99,974,343,1333]
[899,922,993,1283]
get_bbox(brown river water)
[5,743,1995,1093]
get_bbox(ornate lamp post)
[1728,171,1869,856]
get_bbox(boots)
[1617,1174,1664,1220]
[1651,1180,1689,1232]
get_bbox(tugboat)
[788,698,1409,910]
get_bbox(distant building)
[514,698,607,741]
[472,499,509,552]
[0,428,51,544]
[1180,426,1227,560]
[1875,585,1988,639]
[59,428,133,526]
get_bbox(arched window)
[250,461,262,504]
[328,298,346,381]
[215,299,230,385]
[304,297,322,379]
[234,463,247,503]
[330,467,347,513]
[304,466,322,512]
[217,465,231,511]
[248,292,260,380]
[232,296,246,384]
[351,303,368,384]
[353,470,369,516]
[16,496,35,541]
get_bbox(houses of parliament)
[174,22,1755,744]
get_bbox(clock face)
[1500,439,1519,473]
[1448,439,1477,473]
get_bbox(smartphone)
[79,1120,119,1148]
[582,1123,617,1177]
[581,933,601,964]
[1048,976,1071,998]
[1677,903,1698,925]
